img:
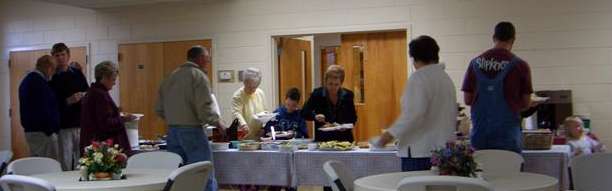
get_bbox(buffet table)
[288,146,569,188]
[293,149,401,186]
[213,149,293,186]
[207,145,570,189]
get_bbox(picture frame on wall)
[218,70,235,83]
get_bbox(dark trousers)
[401,157,432,171]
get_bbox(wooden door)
[118,43,164,139]
[278,37,313,137]
[278,37,313,104]
[163,40,212,81]
[320,46,339,86]
[69,47,89,79]
[339,31,408,141]
[118,39,212,139]
[9,47,88,159]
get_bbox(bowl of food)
[261,142,280,151]
[239,142,260,151]
[307,143,318,151]
[291,138,313,145]
[357,142,370,148]
[139,144,159,151]
[279,144,297,152]
[288,138,312,150]
[212,142,230,151]
[230,141,241,149]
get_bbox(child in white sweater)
[564,116,605,157]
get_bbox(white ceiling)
[39,0,209,9]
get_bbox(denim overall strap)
[470,56,523,153]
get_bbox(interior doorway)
[9,47,88,159]
[276,36,314,138]
[274,30,408,142]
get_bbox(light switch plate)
[218,70,235,82]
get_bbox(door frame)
[267,22,413,109]
[8,42,92,80]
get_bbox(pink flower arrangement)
[79,139,127,177]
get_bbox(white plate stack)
[124,114,144,150]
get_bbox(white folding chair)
[162,161,213,191]
[0,175,56,191]
[126,151,183,170]
[397,176,493,191]
[474,149,524,179]
[7,157,62,176]
[323,160,354,191]
[0,151,13,175]
[571,152,612,191]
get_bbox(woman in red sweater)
[80,61,136,155]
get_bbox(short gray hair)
[325,64,345,82]
[243,67,262,85]
[95,61,118,82]
[187,45,210,61]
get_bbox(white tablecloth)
[290,146,569,189]
[354,171,558,191]
[208,145,570,188]
[31,169,172,191]
[523,145,571,191]
[293,149,401,186]
[213,149,293,186]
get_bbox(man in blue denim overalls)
[462,22,534,153]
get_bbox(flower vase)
[79,166,89,181]
[476,171,485,180]
[430,166,440,175]
[112,169,124,180]
[112,173,121,180]
[94,172,112,180]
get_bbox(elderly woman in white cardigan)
[231,67,268,141]
[374,36,457,172]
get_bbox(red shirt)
[80,82,133,155]
[462,48,533,112]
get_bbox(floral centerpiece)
[430,140,480,177]
[79,139,127,181]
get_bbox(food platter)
[266,131,293,138]
[318,141,356,151]
[260,139,312,151]
[319,123,354,132]
[238,142,261,151]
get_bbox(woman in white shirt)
[375,36,457,171]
